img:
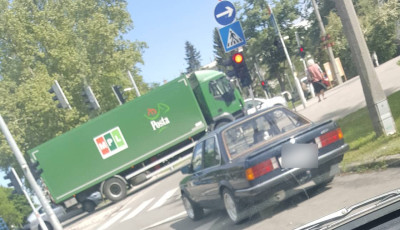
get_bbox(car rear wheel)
[103,177,127,202]
[223,189,244,224]
[182,193,203,221]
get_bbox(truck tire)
[103,177,127,202]
[182,193,203,221]
[222,189,245,224]
[82,200,96,213]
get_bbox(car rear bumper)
[234,143,349,198]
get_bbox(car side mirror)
[257,102,263,109]
[181,164,193,174]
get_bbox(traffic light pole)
[269,5,306,109]
[0,115,63,230]
[127,70,141,97]
[8,168,48,230]
[295,32,315,98]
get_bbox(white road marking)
[140,211,187,230]
[120,198,155,222]
[147,187,178,211]
[97,208,131,230]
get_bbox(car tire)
[313,175,334,188]
[39,222,53,230]
[103,177,127,202]
[222,189,245,224]
[182,193,203,221]
[82,200,96,213]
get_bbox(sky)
[126,0,231,84]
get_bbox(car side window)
[191,142,203,172]
[203,137,220,168]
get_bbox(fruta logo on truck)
[94,127,128,159]
[145,103,171,133]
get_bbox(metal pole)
[254,63,269,99]
[295,32,315,98]
[311,0,343,85]
[0,115,63,230]
[127,70,141,97]
[249,85,257,113]
[335,0,396,136]
[269,5,306,109]
[10,168,48,230]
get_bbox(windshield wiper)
[295,188,400,230]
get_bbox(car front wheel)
[182,193,203,221]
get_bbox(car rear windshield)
[222,108,310,159]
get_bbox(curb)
[340,154,400,172]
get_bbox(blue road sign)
[218,21,246,53]
[214,1,236,26]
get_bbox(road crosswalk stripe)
[147,187,178,211]
[120,198,155,222]
[97,208,131,230]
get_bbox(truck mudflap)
[234,143,349,198]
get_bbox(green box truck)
[28,70,245,210]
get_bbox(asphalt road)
[64,168,400,230]
[62,56,400,230]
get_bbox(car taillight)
[315,128,343,148]
[246,158,279,181]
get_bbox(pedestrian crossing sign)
[218,21,246,53]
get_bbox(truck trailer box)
[29,76,207,203]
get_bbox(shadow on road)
[168,184,332,230]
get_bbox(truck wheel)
[103,177,127,202]
[182,193,203,221]
[82,200,96,213]
[223,189,244,224]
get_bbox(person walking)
[307,59,327,102]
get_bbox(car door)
[185,141,204,203]
[196,136,223,208]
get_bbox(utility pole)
[311,0,343,85]
[0,115,63,230]
[269,4,306,109]
[335,0,396,136]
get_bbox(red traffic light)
[299,47,304,52]
[261,81,266,86]
[232,53,244,64]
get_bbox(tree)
[0,187,30,228]
[240,0,302,93]
[0,0,147,170]
[184,41,201,74]
[213,28,231,72]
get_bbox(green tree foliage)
[213,28,231,72]
[0,0,147,170]
[184,41,201,74]
[240,0,301,93]
[0,187,31,228]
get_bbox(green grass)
[338,90,400,172]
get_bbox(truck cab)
[187,70,245,130]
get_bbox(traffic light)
[299,46,306,59]
[82,85,100,110]
[261,81,268,91]
[112,85,126,105]
[28,161,43,180]
[231,52,252,87]
[48,80,71,109]
[3,168,23,195]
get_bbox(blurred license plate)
[329,163,340,176]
